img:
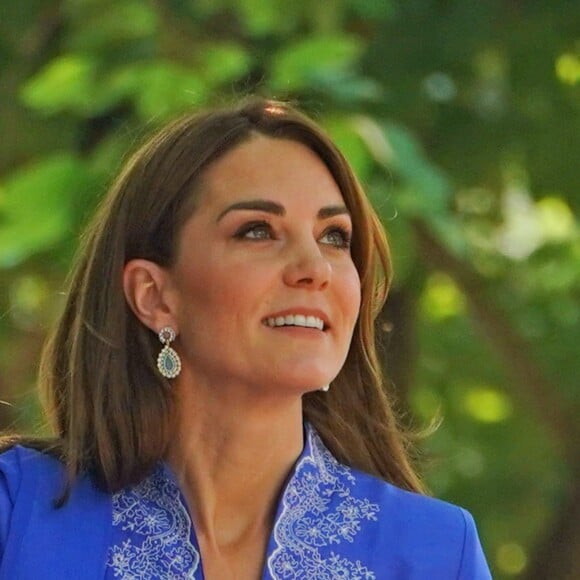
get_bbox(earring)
[157,326,181,379]
[320,384,330,392]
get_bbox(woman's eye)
[320,227,352,249]
[234,222,274,240]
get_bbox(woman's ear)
[123,259,178,333]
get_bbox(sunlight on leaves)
[496,542,527,575]
[463,386,512,424]
[420,273,466,321]
[556,52,580,85]
[21,55,97,115]
[536,197,576,242]
[497,190,577,260]
[496,186,542,260]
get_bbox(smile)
[264,314,325,330]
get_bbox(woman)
[0,98,491,579]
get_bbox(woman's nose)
[282,242,332,290]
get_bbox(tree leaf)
[65,0,158,51]
[269,35,364,92]
[236,0,298,36]
[323,115,374,182]
[199,42,253,87]
[20,54,98,115]
[355,115,452,215]
[0,154,91,267]
[108,62,208,120]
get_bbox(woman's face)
[167,135,361,395]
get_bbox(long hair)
[4,98,424,496]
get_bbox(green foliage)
[110,62,208,120]
[269,35,364,92]
[21,55,101,115]
[198,42,252,86]
[236,0,300,36]
[0,154,92,267]
[64,0,158,51]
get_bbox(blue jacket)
[0,424,492,579]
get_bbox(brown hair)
[4,98,424,497]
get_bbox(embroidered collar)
[106,423,379,579]
[107,463,200,578]
[267,424,379,579]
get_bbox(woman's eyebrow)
[216,199,350,222]
[217,199,284,222]
[318,205,350,219]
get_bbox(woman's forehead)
[194,135,345,212]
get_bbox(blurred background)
[0,1,578,578]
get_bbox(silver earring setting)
[157,326,181,379]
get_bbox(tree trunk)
[524,473,580,580]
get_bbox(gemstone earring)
[156,326,181,379]
[320,384,330,392]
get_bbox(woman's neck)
[165,378,304,550]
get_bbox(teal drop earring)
[156,326,181,379]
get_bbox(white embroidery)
[106,466,200,579]
[267,425,379,579]
[106,425,378,579]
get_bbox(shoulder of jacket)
[1,444,63,492]
[0,446,113,580]
[344,466,491,575]
[348,464,469,533]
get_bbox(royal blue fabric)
[0,425,492,579]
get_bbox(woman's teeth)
[265,314,324,330]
